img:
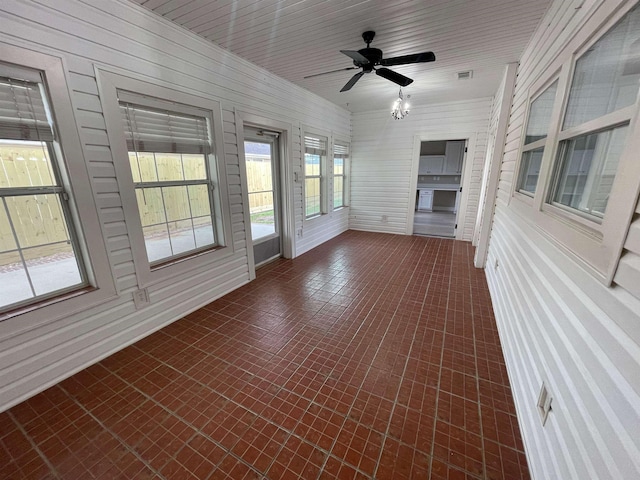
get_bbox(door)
[244,128,282,266]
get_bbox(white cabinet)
[444,141,465,174]
[418,155,445,174]
[418,189,433,211]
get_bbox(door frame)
[235,109,295,279]
[407,133,477,240]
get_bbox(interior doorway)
[244,127,282,266]
[413,139,466,238]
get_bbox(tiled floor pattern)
[0,231,529,479]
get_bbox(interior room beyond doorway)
[413,139,465,238]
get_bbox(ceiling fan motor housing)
[355,48,383,70]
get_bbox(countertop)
[417,184,460,190]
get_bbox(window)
[548,5,640,221]
[119,95,219,265]
[333,141,349,209]
[304,133,327,218]
[516,81,558,195]
[510,4,640,283]
[0,66,87,313]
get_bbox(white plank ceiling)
[131,0,552,113]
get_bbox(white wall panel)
[0,0,350,411]
[350,99,492,240]
[485,0,640,478]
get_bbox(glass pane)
[0,251,33,308]
[168,218,196,256]
[305,178,321,217]
[0,201,18,251]
[143,224,172,263]
[6,194,69,248]
[24,242,82,296]
[517,148,544,194]
[334,157,344,175]
[563,6,640,129]
[551,125,628,218]
[162,186,191,222]
[135,188,166,227]
[187,185,211,218]
[0,141,56,188]
[305,154,320,176]
[248,191,276,240]
[193,216,215,248]
[334,176,344,208]
[129,152,158,182]
[525,82,558,144]
[183,154,208,180]
[156,153,184,181]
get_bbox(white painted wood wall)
[349,99,492,241]
[485,0,640,478]
[0,0,350,411]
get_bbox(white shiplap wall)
[0,0,350,411]
[349,99,492,241]
[485,0,640,478]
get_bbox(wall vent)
[457,70,473,80]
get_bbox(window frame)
[97,70,233,288]
[0,46,116,324]
[119,94,220,267]
[302,128,329,221]
[510,0,640,284]
[514,76,561,198]
[332,137,350,210]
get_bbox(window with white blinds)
[333,142,349,209]
[0,67,87,314]
[304,133,327,218]
[119,94,219,265]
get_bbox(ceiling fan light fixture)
[391,88,410,120]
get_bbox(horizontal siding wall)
[485,0,640,478]
[350,98,492,241]
[0,0,350,411]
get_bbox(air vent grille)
[457,70,473,80]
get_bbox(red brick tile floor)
[0,231,530,479]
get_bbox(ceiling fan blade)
[304,67,359,79]
[376,68,413,87]
[340,50,370,65]
[340,71,365,92]
[380,51,436,66]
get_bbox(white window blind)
[120,102,210,155]
[0,76,54,142]
[333,142,349,157]
[304,135,327,156]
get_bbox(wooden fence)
[0,146,276,257]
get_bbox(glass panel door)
[244,128,281,265]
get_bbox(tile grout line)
[6,410,62,479]
[369,236,444,479]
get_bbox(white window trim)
[302,126,330,222]
[332,134,350,210]
[0,45,116,327]
[509,0,640,284]
[512,73,562,201]
[96,70,234,288]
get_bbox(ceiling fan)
[304,31,436,92]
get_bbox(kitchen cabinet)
[417,189,433,211]
[418,155,445,174]
[444,140,465,174]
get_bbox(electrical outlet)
[382,215,388,223]
[494,258,499,270]
[133,288,150,309]
[297,228,303,237]
[537,382,553,426]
